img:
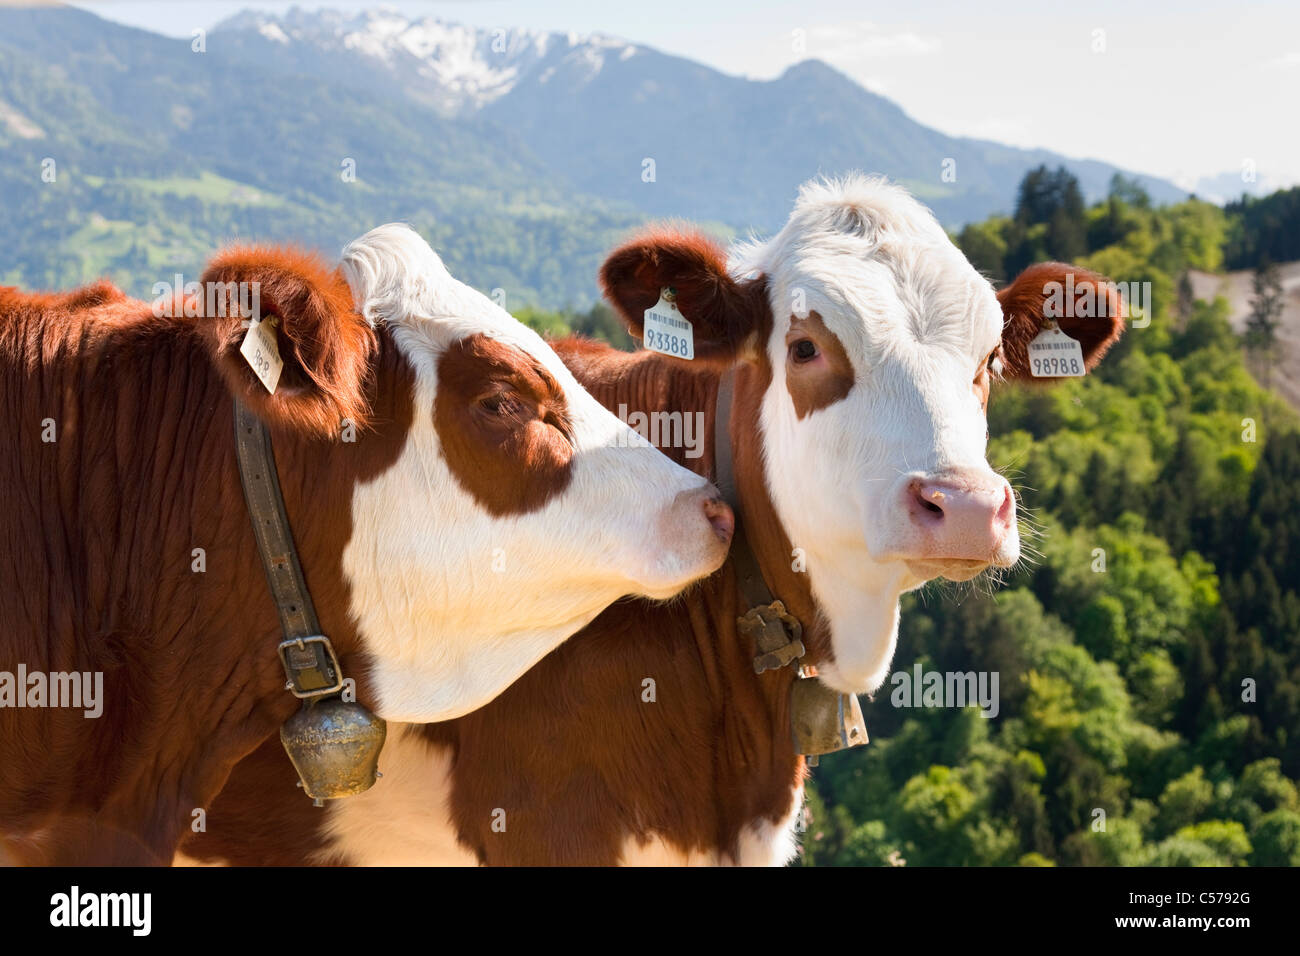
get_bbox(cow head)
[601,176,1122,695]
[198,224,733,721]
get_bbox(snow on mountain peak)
[213,7,639,113]
[256,21,290,45]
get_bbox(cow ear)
[997,262,1126,382]
[197,246,376,436]
[599,228,768,367]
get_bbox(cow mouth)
[904,557,992,582]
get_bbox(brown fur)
[599,227,771,367]
[997,262,1125,380]
[434,333,575,516]
[197,247,377,438]
[0,251,414,864]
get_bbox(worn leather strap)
[714,372,805,670]
[714,372,770,608]
[233,398,340,697]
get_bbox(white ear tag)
[240,315,284,394]
[1027,323,1085,378]
[642,288,694,360]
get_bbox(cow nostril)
[995,484,1014,525]
[702,497,734,543]
[909,481,946,520]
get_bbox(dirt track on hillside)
[1189,262,1300,411]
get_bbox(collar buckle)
[277,635,345,699]
[742,600,806,674]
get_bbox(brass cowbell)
[790,674,868,760]
[281,696,387,802]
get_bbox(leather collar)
[232,398,344,698]
[232,398,386,803]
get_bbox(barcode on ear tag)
[643,294,694,360]
[1028,327,1085,378]
[240,316,284,393]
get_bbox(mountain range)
[0,5,1187,307]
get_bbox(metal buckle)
[277,635,344,699]
[741,600,806,674]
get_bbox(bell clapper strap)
[233,398,386,805]
[713,372,867,764]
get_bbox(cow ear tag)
[643,286,695,360]
[240,315,284,393]
[1027,319,1086,378]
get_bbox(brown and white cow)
[0,224,734,865]
[183,176,1124,866]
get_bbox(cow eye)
[477,391,520,417]
[790,339,818,363]
[985,349,1004,378]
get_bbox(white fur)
[312,725,479,866]
[735,784,805,867]
[338,225,727,722]
[733,176,1018,695]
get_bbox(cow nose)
[905,473,1014,559]
[702,497,735,544]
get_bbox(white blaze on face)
[734,178,1019,695]
[338,225,733,722]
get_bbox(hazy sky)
[66,0,1300,191]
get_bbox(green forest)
[527,170,1300,867]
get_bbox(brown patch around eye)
[785,310,855,420]
[434,333,574,516]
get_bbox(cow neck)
[714,360,828,665]
[714,360,869,760]
[714,369,806,668]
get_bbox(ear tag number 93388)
[643,288,695,361]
